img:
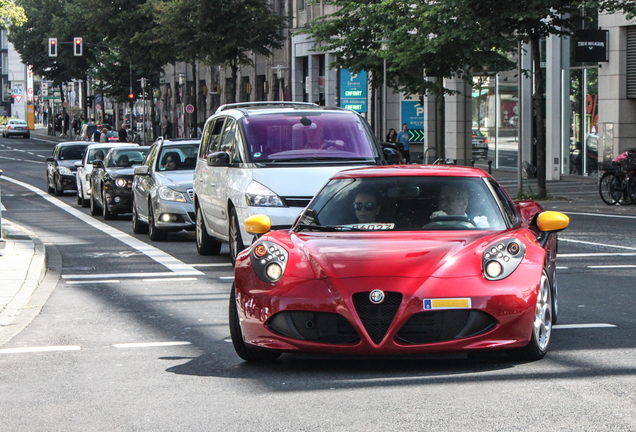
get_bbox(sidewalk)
[0,219,47,330]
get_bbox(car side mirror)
[92,160,104,169]
[382,144,402,165]
[46,157,55,163]
[244,214,271,236]
[207,151,230,166]
[74,161,83,167]
[536,211,569,233]
[134,165,149,176]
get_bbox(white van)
[192,102,401,263]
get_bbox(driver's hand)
[431,210,447,219]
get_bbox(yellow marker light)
[485,260,503,278]
[254,244,267,258]
[537,211,569,233]
[244,214,272,235]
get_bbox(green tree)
[465,0,594,199]
[308,0,515,161]
[0,0,26,28]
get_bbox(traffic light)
[74,37,82,56]
[128,93,135,100]
[86,96,93,108]
[48,38,57,57]
[10,95,15,104]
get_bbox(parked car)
[46,142,89,196]
[230,165,569,362]
[75,143,136,207]
[472,129,489,160]
[78,123,111,141]
[193,102,401,263]
[3,119,30,138]
[89,146,149,219]
[131,138,199,241]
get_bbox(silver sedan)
[131,139,199,241]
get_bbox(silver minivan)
[192,102,400,263]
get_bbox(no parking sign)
[185,104,194,113]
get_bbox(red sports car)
[230,165,569,362]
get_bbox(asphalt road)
[1,134,636,431]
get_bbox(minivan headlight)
[245,181,284,207]
[59,166,72,175]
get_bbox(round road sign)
[185,104,194,113]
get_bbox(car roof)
[8,119,26,123]
[86,143,135,150]
[331,165,493,180]
[161,139,200,146]
[213,102,358,118]
[56,141,89,147]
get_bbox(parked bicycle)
[599,150,636,205]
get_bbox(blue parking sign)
[401,101,425,143]
[340,69,368,113]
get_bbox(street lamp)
[178,73,185,138]
[379,39,390,141]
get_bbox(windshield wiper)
[296,224,365,232]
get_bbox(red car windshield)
[241,112,378,162]
[296,176,507,231]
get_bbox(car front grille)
[352,292,402,345]
[396,310,496,345]
[281,197,312,208]
[187,189,194,202]
[268,311,360,344]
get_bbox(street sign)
[95,95,102,105]
[95,104,101,111]
[185,104,194,113]
[15,95,22,103]
[13,88,23,95]
[339,69,368,113]
[63,101,68,107]
[401,101,425,143]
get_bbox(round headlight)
[265,262,283,282]
[507,242,520,255]
[485,260,503,278]
[115,179,127,187]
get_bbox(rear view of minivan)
[192,102,400,263]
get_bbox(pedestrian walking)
[99,126,109,143]
[397,123,411,163]
[386,128,398,144]
[161,116,168,137]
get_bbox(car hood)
[59,160,80,171]
[107,167,136,177]
[250,165,370,197]
[282,231,514,279]
[155,170,194,191]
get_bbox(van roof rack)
[215,101,319,114]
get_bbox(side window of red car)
[489,180,519,227]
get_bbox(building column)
[308,55,319,104]
[325,53,337,107]
[444,76,472,164]
[546,34,562,181]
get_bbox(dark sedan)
[89,146,149,219]
[46,142,89,196]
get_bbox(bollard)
[487,160,492,174]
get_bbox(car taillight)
[484,139,489,144]
[7,126,11,130]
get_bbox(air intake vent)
[352,292,402,344]
[268,311,359,344]
[396,310,496,344]
[282,197,312,207]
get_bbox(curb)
[0,220,47,329]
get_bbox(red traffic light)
[128,93,135,100]
[74,37,82,56]
[48,38,57,57]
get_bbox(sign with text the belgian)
[576,30,609,63]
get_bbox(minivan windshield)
[241,112,377,162]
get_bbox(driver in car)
[304,125,344,150]
[431,184,489,228]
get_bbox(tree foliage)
[0,0,27,28]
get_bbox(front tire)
[89,191,100,216]
[131,198,148,234]
[148,202,167,241]
[195,206,221,255]
[102,188,115,220]
[508,272,552,361]
[76,180,84,206]
[599,172,617,205]
[229,285,281,363]
[53,175,63,196]
[229,207,245,265]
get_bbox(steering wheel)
[424,215,476,229]
[320,140,343,150]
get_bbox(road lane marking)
[553,324,616,329]
[190,263,233,267]
[63,272,191,279]
[587,265,636,269]
[141,277,198,282]
[559,238,636,251]
[65,279,120,284]
[0,346,81,354]
[1,175,203,276]
[219,276,235,280]
[565,211,636,220]
[558,252,636,258]
[113,342,192,348]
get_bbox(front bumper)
[60,173,78,191]
[104,187,133,213]
[234,267,541,355]
[153,199,195,231]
